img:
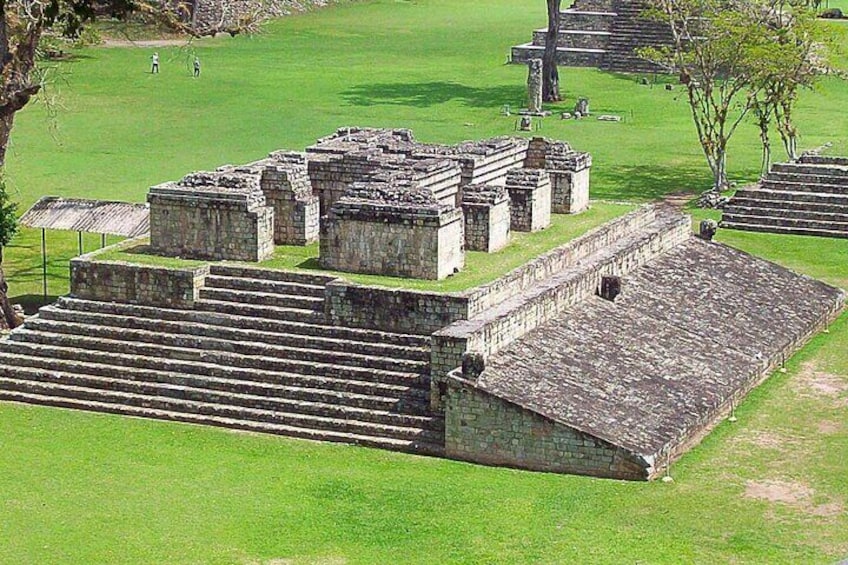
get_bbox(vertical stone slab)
[527,59,543,114]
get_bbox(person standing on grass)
[151,52,160,74]
[193,56,201,78]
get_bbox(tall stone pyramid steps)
[52,297,428,349]
[511,44,607,67]
[721,205,848,225]
[0,381,444,454]
[8,325,428,374]
[771,161,848,178]
[0,352,429,413]
[599,0,673,73]
[37,306,428,362]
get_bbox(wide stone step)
[208,264,337,286]
[0,351,430,413]
[0,365,438,428]
[732,188,848,207]
[204,275,326,297]
[0,340,428,392]
[727,196,848,215]
[38,306,429,362]
[799,155,848,167]
[198,287,324,311]
[722,205,848,224]
[719,220,848,239]
[511,43,606,67]
[762,176,848,193]
[4,333,429,385]
[772,162,848,178]
[194,299,325,324]
[55,297,428,348]
[13,323,428,374]
[0,387,445,454]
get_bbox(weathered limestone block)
[257,151,320,245]
[461,184,511,252]
[0,267,21,330]
[148,170,274,262]
[526,137,593,214]
[505,169,551,232]
[320,183,465,280]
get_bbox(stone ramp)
[722,155,848,239]
[448,237,844,478]
[0,266,445,455]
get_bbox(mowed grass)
[98,201,632,292]
[0,1,846,563]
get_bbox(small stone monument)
[519,115,532,131]
[574,98,589,116]
[699,219,718,241]
[526,59,543,114]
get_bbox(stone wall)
[258,152,320,245]
[506,169,551,232]
[324,280,470,335]
[148,171,275,262]
[462,184,511,253]
[319,183,465,280]
[445,376,650,479]
[70,256,209,309]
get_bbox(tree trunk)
[0,111,15,169]
[0,266,18,330]
[543,0,562,102]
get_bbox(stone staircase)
[599,0,673,73]
[721,156,848,239]
[0,264,445,454]
[511,0,671,73]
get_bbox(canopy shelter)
[20,197,150,300]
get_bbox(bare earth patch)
[817,420,842,434]
[744,479,813,505]
[744,480,846,520]
[791,362,848,398]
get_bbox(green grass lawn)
[97,201,632,292]
[0,1,847,563]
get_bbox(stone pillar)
[505,169,552,232]
[527,59,543,114]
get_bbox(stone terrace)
[722,154,848,239]
[447,238,845,479]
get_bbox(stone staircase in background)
[721,155,848,239]
[511,0,670,73]
[0,264,445,455]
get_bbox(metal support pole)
[101,233,106,248]
[78,231,83,255]
[41,228,47,302]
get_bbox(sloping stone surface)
[478,238,844,456]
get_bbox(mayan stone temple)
[0,127,843,480]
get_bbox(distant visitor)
[193,57,201,77]
[151,52,160,74]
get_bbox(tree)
[543,0,562,102]
[641,0,777,193]
[0,178,17,264]
[0,0,261,169]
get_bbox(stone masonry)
[254,151,320,245]
[505,168,552,232]
[320,182,466,280]
[148,170,275,262]
[526,137,592,214]
[461,184,512,253]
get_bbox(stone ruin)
[147,128,594,279]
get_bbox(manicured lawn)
[0,1,846,563]
[97,201,632,292]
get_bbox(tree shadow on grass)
[343,81,523,109]
[593,163,713,202]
